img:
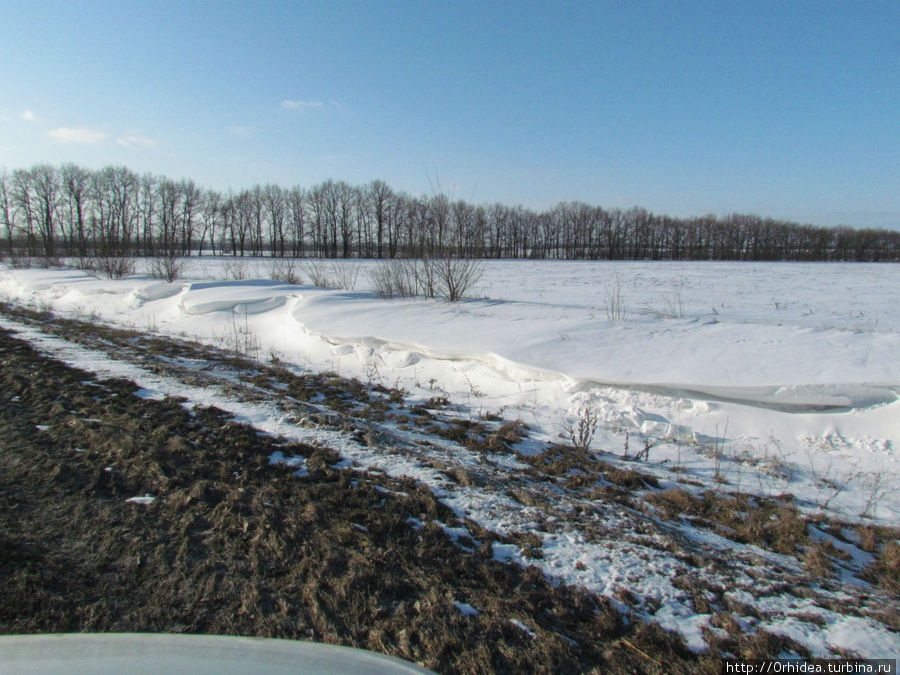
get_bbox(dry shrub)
[370,258,420,298]
[8,251,33,268]
[433,257,483,302]
[370,257,481,302]
[328,261,360,291]
[268,258,302,284]
[149,255,185,282]
[94,255,136,279]
[563,399,600,452]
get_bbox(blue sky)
[1,0,897,228]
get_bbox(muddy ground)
[0,325,718,674]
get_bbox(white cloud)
[228,125,254,136]
[280,99,324,111]
[49,127,108,144]
[20,110,36,122]
[115,135,156,148]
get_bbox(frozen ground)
[1,258,898,657]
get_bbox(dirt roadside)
[0,325,708,674]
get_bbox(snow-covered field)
[1,258,898,657]
[3,258,896,523]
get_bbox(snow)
[1,258,897,657]
[453,602,479,617]
[268,450,310,477]
[508,619,537,639]
[125,494,156,505]
[3,259,895,522]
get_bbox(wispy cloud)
[49,127,108,144]
[116,135,156,148]
[20,110,36,122]
[228,125,254,136]
[280,99,325,111]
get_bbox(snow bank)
[1,259,897,524]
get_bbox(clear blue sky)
[1,0,897,228]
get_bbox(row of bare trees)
[2,163,898,272]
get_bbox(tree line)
[1,163,897,273]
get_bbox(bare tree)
[151,179,183,281]
[197,189,220,256]
[91,166,138,278]
[286,186,306,256]
[2,161,899,266]
[263,184,286,257]
[137,172,157,256]
[178,179,200,256]
[30,164,60,263]
[368,179,393,258]
[336,181,354,258]
[0,169,15,257]
[434,256,483,301]
[60,164,94,262]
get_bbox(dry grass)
[4,301,894,669]
[647,489,809,555]
[858,525,878,552]
[802,543,834,578]
[4,326,684,673]
[864,540,900,594]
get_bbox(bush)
[329,261,359,290]
[370,257,482,302]
[223,258,248,280]
[434,257,483,302]
[9,251,33,269]
[94,255,136,279]
[302,259,332,287]
[605,271,626,321]
[149,255,185,282]
[38,255,63,269]
[371,259,420,298]
[268,258,302,284]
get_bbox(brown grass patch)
[647,489,809,555]
[863,540,900,594]
[0,325,721,672]
[802,543,834,578]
